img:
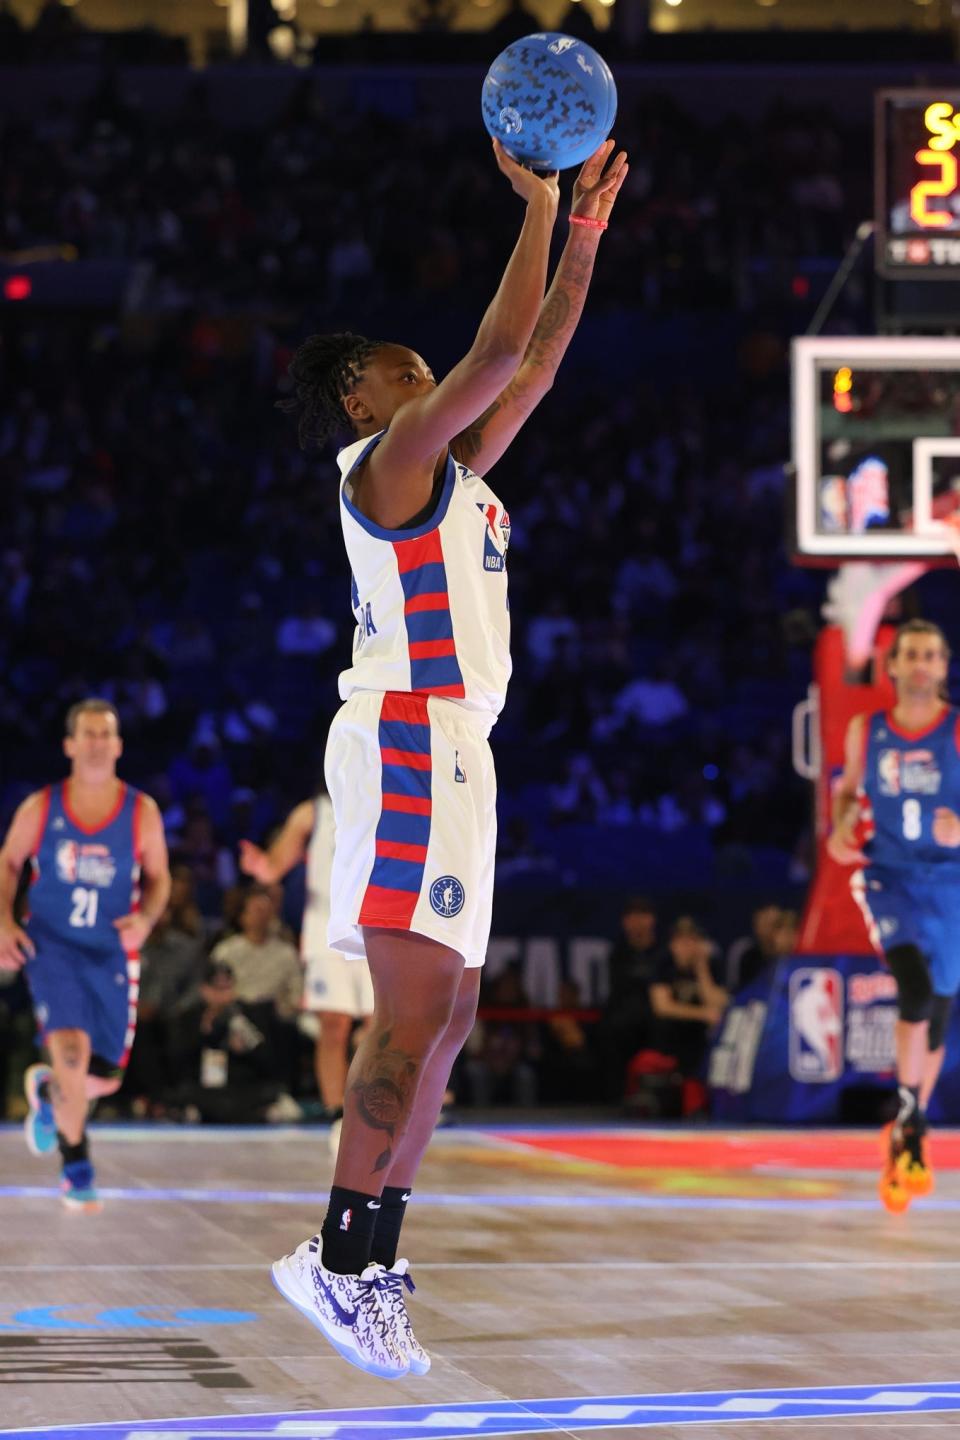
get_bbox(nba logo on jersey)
[477,503,510,572]
[877,749,901,796]
[454,750,466,783]
[430,876,465,917]
[55,840,79,884]
[788,968,844,1083]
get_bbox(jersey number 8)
[902,798,922,842]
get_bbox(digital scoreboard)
[876,90,960,277]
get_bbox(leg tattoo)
[351,1029,418,1174]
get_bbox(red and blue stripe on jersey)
[393,530,465,699]
[358,693,433,928]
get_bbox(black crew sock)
[320,1185,381,1275]
[369,1185,411,1269]
[57,1132,88,1165]
[897,1084,921,1128]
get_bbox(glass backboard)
[792,336,960,560]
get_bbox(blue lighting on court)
[0,1306,256,1331]
[5,1382,960,1437]
[4,1182,960,1211]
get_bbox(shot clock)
[876,90,960,277]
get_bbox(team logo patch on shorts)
[430,876,465,918]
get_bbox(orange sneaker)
[879,1122,912,1214]
[897,1120,934,1198]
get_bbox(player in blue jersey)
[829,620,960,1212]
[0,698,170,1211]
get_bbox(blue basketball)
[481,32,617,172]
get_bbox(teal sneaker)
[23,1064,57,1157]
[61,1159,103,1214]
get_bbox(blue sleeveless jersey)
[863,707,960,874]
[26,782,143,955]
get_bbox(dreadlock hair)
[276,332,383,450]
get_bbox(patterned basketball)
[481,33,617,172]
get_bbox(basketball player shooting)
[828,620,960,1213]
[269,136,627,1377]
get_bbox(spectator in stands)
[649,917,729,1080]
[167,862,205,940]
[725,903,782,993]
[600,895,663,1101]
[539,978,600,1103]
[772,908,799,958]
[463,967,540,1108]
[166,960,285,1123]
[209,885,303,1021]
[123,903,207,1115]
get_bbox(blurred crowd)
[0,62,866,316]
[0,874,796,1122]
[0,67,860,893]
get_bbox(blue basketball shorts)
[853,866,960,997]
[24,942,139,1067]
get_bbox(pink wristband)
[569,214,607,231]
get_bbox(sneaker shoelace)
[357,1269,401,1352]
[381,1270,420,1344]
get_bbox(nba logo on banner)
[789,968,844,1083]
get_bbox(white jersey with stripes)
[336,432,512,719]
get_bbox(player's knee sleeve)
[886,944,934,1023]
[89,1053,124,1083]
[928,994,953,1051]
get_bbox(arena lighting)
[664,0,682,8]
[4,274,32,301]
[833,365,854,414]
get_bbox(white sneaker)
[380,1259,431,1375]
[271,1236,409,1379]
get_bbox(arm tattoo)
[454,370,531,461]
[452,234,598,463]
[350,1027,419,1173]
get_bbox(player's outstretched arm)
[0,791,46,969]
[826,713,868,865]
[239,799,315,884]
[115,796,171,953]
[364,142,557,525]
[451,140,628,476]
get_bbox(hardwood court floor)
[2,1123,960,1439]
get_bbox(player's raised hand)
[491,137,559,207]
[239,838,274,883]
[571,139,628,223]
[933,807,960,848]
[114,912,153,954]
[0,919,34,970]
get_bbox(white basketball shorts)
[325,691,497,968]
[302,940,374,1018]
